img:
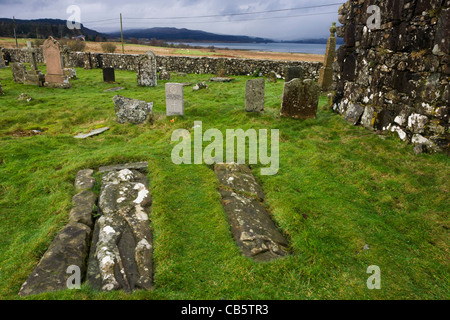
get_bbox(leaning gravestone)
[113,95,153,124]
[103,68,115,83]
[165,83,184,116]
[11,63,27,83]
[245,78,265,113]
[285,66,302,82]
[43,37,70,88]
[280,79,320,119]
[137,51,157,87]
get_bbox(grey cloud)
[0,0,346,40]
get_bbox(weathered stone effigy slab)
[87,169,153,292]
[214,164,289,262]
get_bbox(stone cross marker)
[22,41,45,86]
[137,51,157,87]
[103,68,115,83]
[25,41,38,71]
[43,37,70,88]
[285,66,302,82]
[319,23,337,91]
[165,83,184,116]
[280,78,320,119]
[245,78,265,112]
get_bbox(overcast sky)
[0,0,345,40]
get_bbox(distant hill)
[0,18,106,40]
[0,18,341,45]
[284,38,345,45]
[110,27,274,43]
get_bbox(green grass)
[173,48,220,56]
[0,66,448,300]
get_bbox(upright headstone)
[1,49,10,66]
[62,45,71,67]
[0,48,5,69]
[245,78,265,113]
[165,83,184,116]
[267,71,277,83]
[22,42,45,86]
[137,51,157,87]
[11,63,27,83]
[43,37,70,88]
[83,52,92,70]
[280,78,320,119]
[103,68,115,83]
[285,66,302,82]
[319,23,337,91]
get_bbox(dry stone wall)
[2,47,322,80]
[333,0,449,153]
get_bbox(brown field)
[0,37,324,62]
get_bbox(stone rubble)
[113,95,153,125]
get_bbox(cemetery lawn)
[0,65,449,300]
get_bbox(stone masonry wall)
[333,0,449,153]
[2,48,322,80]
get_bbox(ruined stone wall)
[2,48,322,80]
[333,0,449,153]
